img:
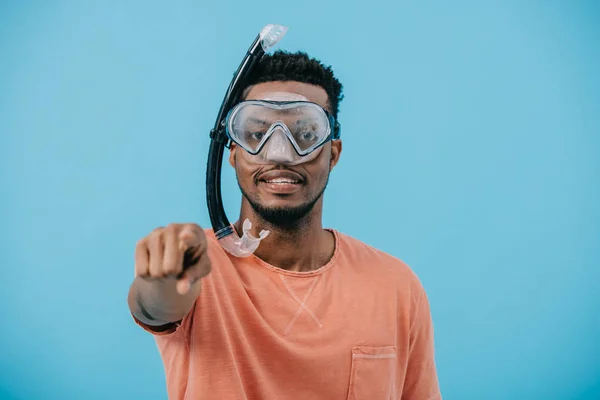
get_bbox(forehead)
[244,81,330,112]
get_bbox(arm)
[128,275,201,327]
[401,287,442,400]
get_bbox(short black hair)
[242,50,344,118]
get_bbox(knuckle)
[135,238,147,250]
[186,223,204,235]
[165,223,180,233]
[147,228,164,244]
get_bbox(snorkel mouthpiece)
[218,219,270,258]
[206,24,288,257]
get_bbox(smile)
[263,178,302,184]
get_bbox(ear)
[228,144,237,168]
[329,140,342,171]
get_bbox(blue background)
[1,1,598,399]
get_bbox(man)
[128,51,441,399]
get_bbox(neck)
[234,199,335,272]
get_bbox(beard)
[238,175,329,230]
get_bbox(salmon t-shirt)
[134,229,441,399]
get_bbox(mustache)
[253,166,306,183]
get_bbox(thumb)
[176,279,192,295]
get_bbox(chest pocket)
[347,346,397,400]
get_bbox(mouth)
[257,170,305,194]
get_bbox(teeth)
[266,178,299,184]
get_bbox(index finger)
[178,225,206,253]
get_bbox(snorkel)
[206,24,288,257]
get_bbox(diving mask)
[225,94,340,166]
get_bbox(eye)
[299,131,317,142]
[246,131,265,142]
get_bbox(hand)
[134,223,211,295]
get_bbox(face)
[229,81,342,227]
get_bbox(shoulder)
[203,227,218,242]
[202,228,229,257]
[334,230,426,294]
[335,230,431,321]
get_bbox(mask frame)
[224,100,341,158]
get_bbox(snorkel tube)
[206,24,288,257]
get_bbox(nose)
[262,127,296,164]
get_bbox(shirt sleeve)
[401,286,442,400]
[130,294,200,337]
[131,313,182,336]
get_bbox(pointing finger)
[178,225,206,253]
[177,252,211,295]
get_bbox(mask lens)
[230,104,272,152]
[227,101,331,155]
[288,111,326,153]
